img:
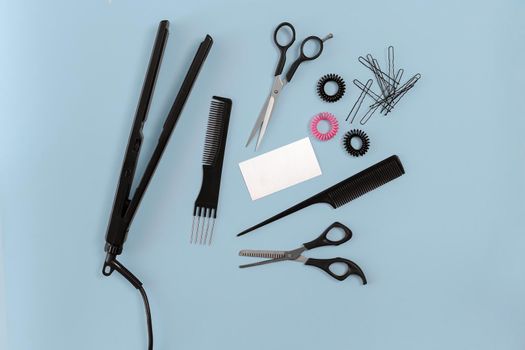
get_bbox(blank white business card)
[239,137,322,200]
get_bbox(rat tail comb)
[238,155,405,236]
[191,96,232,245]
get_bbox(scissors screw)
[274,90,279,94]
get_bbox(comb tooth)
[203,208,214,245]
[202,210,209,244]
[193,211,201,244]
[207,214,215,245]
[201,208,211,245]
[190,214,197,243]
[207,208,217,245]
[239,251,285,259]
[198,209,204,244]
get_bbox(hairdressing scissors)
[239,222,367,283]
[246,22,333,150]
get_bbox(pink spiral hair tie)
[310,112,339,141]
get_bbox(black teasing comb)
[237,155,405,236]
[191,96,232,245]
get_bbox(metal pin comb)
[237,155,405,237]
[190,96,232,245]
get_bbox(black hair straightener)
[102,20,213,350]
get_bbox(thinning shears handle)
[303,222,352,250]
[305,257,367,283]
[285,35,325,82]
[273,22,296,76]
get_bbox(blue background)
[1,0,525,349]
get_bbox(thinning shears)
[246,22,333,150]
[239,222,367,283]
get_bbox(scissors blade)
[245,94,272,147]
[254,95,275,151]
[246,76,284,150]
[239,256,289,269]
[255,77,284,150]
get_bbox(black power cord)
[138,286,153,350]
[104,255,153,350]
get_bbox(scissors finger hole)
[274,23,295,48]
[326,226,347,242]
[329,262,350,277]
[301,36,323,59]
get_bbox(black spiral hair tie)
[317,74,346,102]
[343,129,370,157]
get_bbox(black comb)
[237,155,405,236]
[191,96,232,245]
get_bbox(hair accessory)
[317,73,346,102]
[350,46,421,125]
[343,129,370,157]
[238,155,405,236]
[310,112,339,141]
[191,96,232,245]
[239,222,367,283]
[346,79,373,123]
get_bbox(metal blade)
[254,77,284,150]
[239,249,287,259]
[246,94,272,147]
[254,96,275,151]
[239,256,289,269]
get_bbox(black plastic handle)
[285,36,324,82]
[303,222,352,250]
[304,257,367,283]
[273,22,296,76]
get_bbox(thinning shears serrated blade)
[239,249,287,259]
[238,249,288,268]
